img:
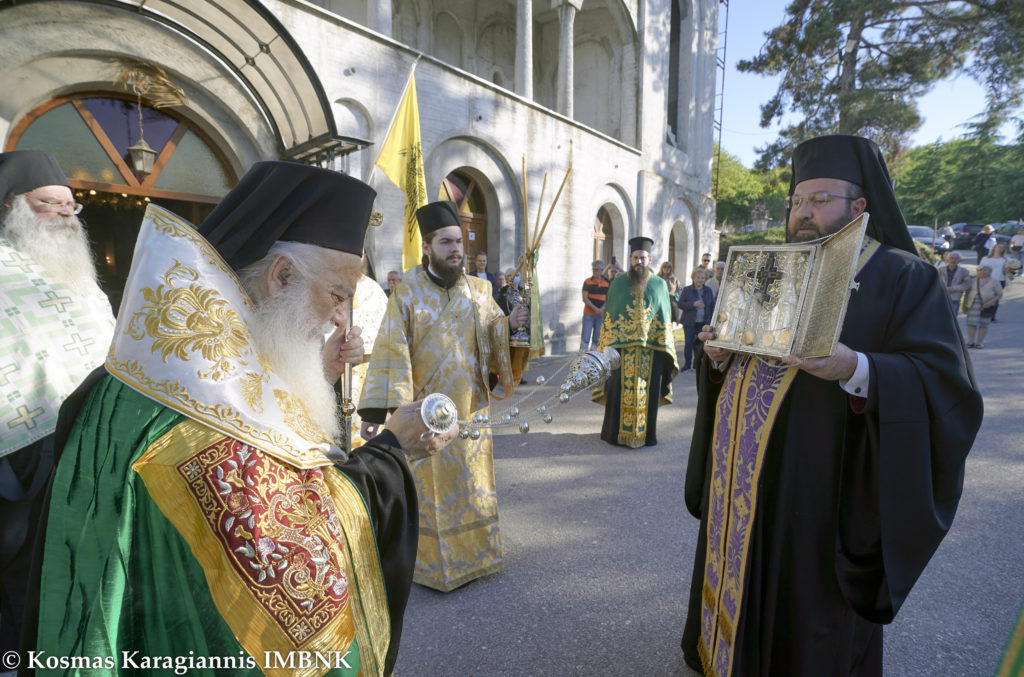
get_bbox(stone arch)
[591,181,635,269]
[433,11,465,69]
[573,35,617,138]
[572,0,638,144]
[424,135,521,274]
[476,15,516,88]
[332,97,373,179]
[664,195,700,274]
[393,0,422,49]
[0,0,347,171]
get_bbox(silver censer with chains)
[418,347,620,439]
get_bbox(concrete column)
[554,1,578,117]
[515,0,533,98]
[368,0,392,37]
[620,43,637,146]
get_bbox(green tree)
[714,146,794,228]
[892,137,1024,224]
[714,144,763,227]
[740,0,1024,169]
[757,165,792,223]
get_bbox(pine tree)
[741,0,1024,168]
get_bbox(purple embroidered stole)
[698,355,798,677]
[697,235,881,676]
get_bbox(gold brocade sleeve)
[132,419,390,677]
[467,275,515,400]
[485,308,515,401]
[485,315,516,399]
[358,292,416,413]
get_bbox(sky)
[717,1,1018,168]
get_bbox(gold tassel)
[698,638,718,677]
[703,580,716,610]
[717,608,734,645]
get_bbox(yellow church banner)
[375,69,428,271]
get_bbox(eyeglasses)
[788,192,856,210]
[27,195,84,215]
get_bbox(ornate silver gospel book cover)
[706,213,870,359]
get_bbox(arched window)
[7,94,237,309]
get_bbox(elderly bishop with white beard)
[0,150,115,655]
[19,161,454,677]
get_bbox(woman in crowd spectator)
[963,264,1002,348]
[496,268,518,315]
[658,262,683,325]
[973,224,995,261]
[677,267,714,372]
[494,271,508,313]
[1010,226,1024,269]
[979,241,1008,321]
[658,261,682,290]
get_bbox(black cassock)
[682,244,983,675]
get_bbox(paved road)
[395,255,1023,677]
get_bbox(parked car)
[951,223,985,249]
[993,222,1023,250]
[907,225,951,254]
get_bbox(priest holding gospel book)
[681,135,983,677]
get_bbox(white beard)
[248,280,341,442]
[2,197,100,296]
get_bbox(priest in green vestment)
[0,150,115,654]
[595,236,679,448]
[21,162,455,677]
[358,200,527,592]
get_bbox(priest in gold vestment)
[359,200,527,592]
[346,273,390,447]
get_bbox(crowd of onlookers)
[576,252,726,372]
[657,254,724,372]
[412,226,1023,366]
[939,224,1023,348]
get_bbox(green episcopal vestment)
[33,377,409,676]
[595,273,679,447]
[29,207,416,677]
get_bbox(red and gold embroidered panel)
[133,420,390,677]
[178,436,351,645]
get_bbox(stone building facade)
[0,0,718,352]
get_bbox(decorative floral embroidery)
[107,356,327,467]
[128,261,250,382]
[599,286,670,349]
[180,439,349,646]
[242,371,269,412]
[700,357,797,677]
[149,209,253,309]
[274,389,329,444]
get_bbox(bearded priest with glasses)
[0,150,116,655]
[681,135,983,677]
